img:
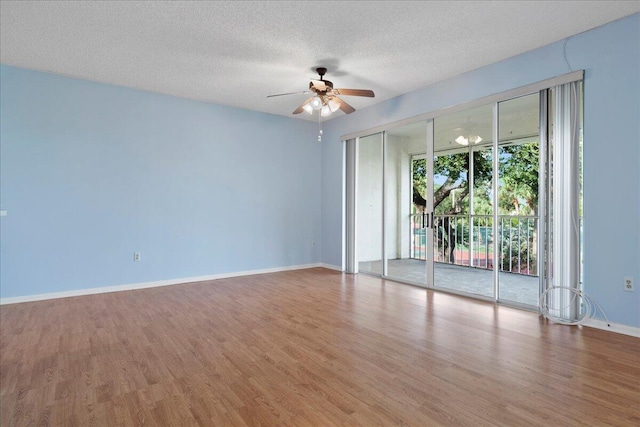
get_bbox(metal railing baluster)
[410,213,538,277]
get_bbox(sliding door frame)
[344,138,358,273]
[344,70,583,308]
[342,71,583,142]
[425,119,435,289]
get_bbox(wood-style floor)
[1,268,639,426]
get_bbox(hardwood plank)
[1,268,639,426]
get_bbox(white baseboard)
[319,263,343,272]
[5,265,636,339]
[0,263,326,305]
[583,318,640,338]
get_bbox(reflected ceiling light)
[455,135,469,146]
[455,135,482,146]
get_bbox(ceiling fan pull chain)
[318,113,323,142]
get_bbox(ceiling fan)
[267,67,375,116]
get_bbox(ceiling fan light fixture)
[327,98,340,113]
[310,96,323,111]
[269,68,374,119]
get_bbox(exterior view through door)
[347,75,583,317]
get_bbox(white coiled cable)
[539,286,610,327]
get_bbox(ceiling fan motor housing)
[310,67,333,94]
[310,80,333,93]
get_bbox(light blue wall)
[321,13,640,327]
[2,14,638,328]
[0,65,321,298]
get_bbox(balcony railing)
[411,213,539,276]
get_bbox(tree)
[413,151,494,212]
[413,151,493,262]
[499,142,539,214]
[412,142,539,266]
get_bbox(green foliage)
[412,158,427,210]
[472,193,493,215]
[499,143,539,214]
[412,141,541,273]
[412,141,539,216]
[498,218,537,275]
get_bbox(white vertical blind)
[548,81,582,320]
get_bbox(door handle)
[422,212,434,228]
[426,212,434,228]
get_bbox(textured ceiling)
[1,1,638,121]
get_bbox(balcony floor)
[359,258,539,307]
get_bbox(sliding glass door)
[431,103,495,298]
[497,93,541,306]
[384,122,429,285]
[347,74,583,315]
[356,133,383,275]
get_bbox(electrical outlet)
[623,277,634,292]
[134,252,141,262]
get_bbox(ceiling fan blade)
[333,88,375,98]
[267,90,310,98]
[293,96,315,114]
[336,97,356,114]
